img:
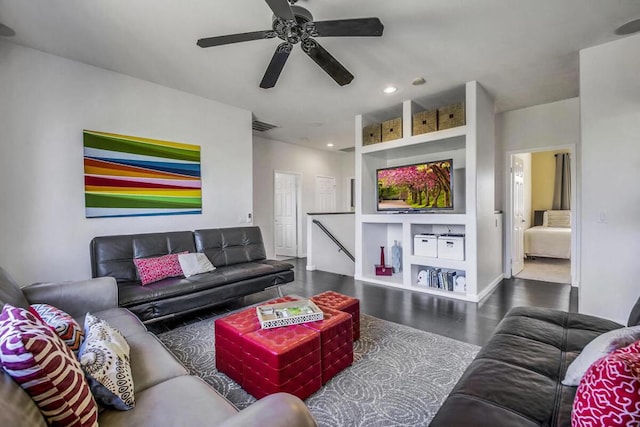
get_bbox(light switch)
[598,212,608,223]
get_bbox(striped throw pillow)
[29,303,84,355]
[0,304,98,427]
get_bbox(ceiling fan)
[197,0,384,89]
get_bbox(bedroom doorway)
[506,148,575,286]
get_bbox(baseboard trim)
[306,265,316,271]
[477,273,504,302]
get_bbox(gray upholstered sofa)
[0,266,317,427]
[90,226,294,322]
[430,305,633,427]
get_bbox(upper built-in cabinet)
[354,82,503,303]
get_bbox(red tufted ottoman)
[242,325,321,400]
[214,296,299,385]
[302,306,353,384]
[311,291,360,341]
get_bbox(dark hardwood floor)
[149,257,578,347]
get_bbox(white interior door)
[511,156,525,275]
[274,172,297,257]
[315,176,336,212]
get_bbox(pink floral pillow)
[133,252,187,286]
[572,339,640,426]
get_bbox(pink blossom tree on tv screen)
[378,161,451,209]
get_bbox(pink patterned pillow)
[572,339,640,426]
[29,303,84,355]
[0,304,98,427]
[133,252,187,286]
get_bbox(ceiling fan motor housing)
[272,5,314,44]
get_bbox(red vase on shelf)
[375,246,392,276]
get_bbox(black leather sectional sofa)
[430,305,635,427]
[90,226,294,323]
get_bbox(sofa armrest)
[22,277,118,319]
[218,393,317,427]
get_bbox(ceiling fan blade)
[197,30,275,48]
[260,42,293,89]
[301,39,354,86]
[264,0,295,21]
[306,18,384,37]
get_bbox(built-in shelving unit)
[354,81,503,302]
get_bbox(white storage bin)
[437,234,465,260]
[414,234,438,257]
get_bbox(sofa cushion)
[430,306,624,427]
[79,313,135,410]
[628,296,640,326]
[562,325,640,386]
[29,303,84,355]
[80,309,188,393]
[98,376,238,427]
[572,340,640,426]
[0,304,98,427]
[118,260,293,308]
[0,372,47,427]
[90,308,147,338]
[0,265,29,309]
[194,227,266,267]
[133,253,186,286]
[90,231,196,283]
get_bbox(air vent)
[252,120,278,132]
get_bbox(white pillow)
[544,210,571,228]
[178,253,216,277]
[562,325,640,386]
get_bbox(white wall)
[0,41,253,284]
[579,34,640,324]
[306,213,355,276]
[496,98,580,210]
[497,98,579,279]
[253,135,355,259]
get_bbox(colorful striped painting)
[83,130,202,218]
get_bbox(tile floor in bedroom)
[147,257,578,347]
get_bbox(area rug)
[157,314,479,427]
[516,257,571,284]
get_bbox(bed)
[524,210,571,259]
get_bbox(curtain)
[553,153,571,210]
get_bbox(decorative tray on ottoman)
[256,299,324,329]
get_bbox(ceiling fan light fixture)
[0,22,16,37]
[383,86,397,94]
[615,18,640,35]
[412,77,426,86]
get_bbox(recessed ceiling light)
[383,86,397,94]
[327,143,334,147]
[615,18,640,35]
[412,77,426,86]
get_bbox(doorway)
[506,147,576,285]
[274,171,301,258]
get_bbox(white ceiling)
[1,0,639,151]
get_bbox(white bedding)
[524,226,571,259]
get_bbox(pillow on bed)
[544,210,571,228]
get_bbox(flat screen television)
[376,159,453,212]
